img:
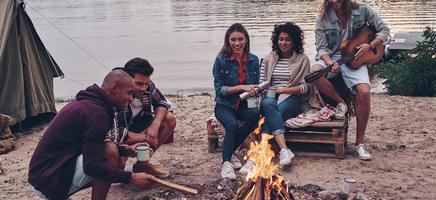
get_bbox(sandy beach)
[0,93,435,200]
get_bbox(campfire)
[234,118,294,200]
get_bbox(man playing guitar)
[311,0,390,160]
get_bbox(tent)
[0,0,63,125]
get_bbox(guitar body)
[341,25,384,69]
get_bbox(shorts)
[33,154,92,199]
[314,54,370,94]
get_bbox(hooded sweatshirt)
[28,84,132,199]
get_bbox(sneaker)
[239,159,255,174]
[221,161,236,179]
[231,154,242,169]
[335,103,348,120]
[355,144,372,160]
[279,148,295,166]
[132,161,170,178]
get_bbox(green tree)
[375,26,436,96]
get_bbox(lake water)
[25,0,436,98]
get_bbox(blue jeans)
[260,95,301,134]
[214,104,260,162]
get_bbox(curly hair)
[271,22,304,57]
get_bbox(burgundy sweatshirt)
[28,84,132,199]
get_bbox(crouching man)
[28,70,154,200]
[119,57,176,177]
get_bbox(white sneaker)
[239,159,255,174]
[221,161,236,179]
[231,154,242,169]
[279,148,295,166]
[335,103,348,120]
[355,144,372,160]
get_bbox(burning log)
[234,125,295,200]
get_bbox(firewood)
[152,177,198,195]
[233,180,255,200]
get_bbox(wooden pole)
[153,177,198,195]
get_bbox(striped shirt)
[260,58,309,94]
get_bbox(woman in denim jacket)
[311,0,389,160]
[212,23,260,179]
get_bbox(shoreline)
[1,94,435,199]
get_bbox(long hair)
[271,22,304,57]
[320,0,358,19]
[220,23,250,56]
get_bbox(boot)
[132,161,170,178]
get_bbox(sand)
[0,93,435,199]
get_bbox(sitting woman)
[240,22,323,172]
[212,23,261,179]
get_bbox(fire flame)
[245,134,278,181]
[237,117,293,200]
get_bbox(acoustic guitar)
[304,25,384,83]
[340,25,384,69]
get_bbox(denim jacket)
[315,3,390,60]
[212,52,260,109]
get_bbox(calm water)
[25,0,436,98]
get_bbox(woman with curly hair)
[240,22,323,173]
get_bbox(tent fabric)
[0,0,63,125]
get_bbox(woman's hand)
[240,85,258,96]
[275,87,287,94]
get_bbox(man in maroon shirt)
[28,70,155,200]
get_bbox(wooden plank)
[309,120,346,128]
[287,130,334,135]
[285,134,344,144]
[153,177,198,195]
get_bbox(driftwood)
[153,177,198,195]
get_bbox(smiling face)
[278,32,293,55]
[229,31,247,55]
[131,73,151,98]
[112,80,134,110]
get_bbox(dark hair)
[220,23,250,55]
[320,0,358,19]
[123,57,154,77]
[271,22,304,56]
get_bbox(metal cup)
[266,88,276,98]
[136,144,153,162]
[246,97,257,108]
[340,178,358,193]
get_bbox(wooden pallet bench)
[285,118,348,158]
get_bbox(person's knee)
[310,64,324,73]
[260,97,276,109]
[356,84,371,100]
[164,112,176,129]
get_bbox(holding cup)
[266,87,277,98]
[246,97,257,108]
[136,143,154,162]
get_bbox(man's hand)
[130,172,155,188]
[143,124,160,148]
[355,43,372,60]
[118,144,137,157]
[328,62,340,73]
